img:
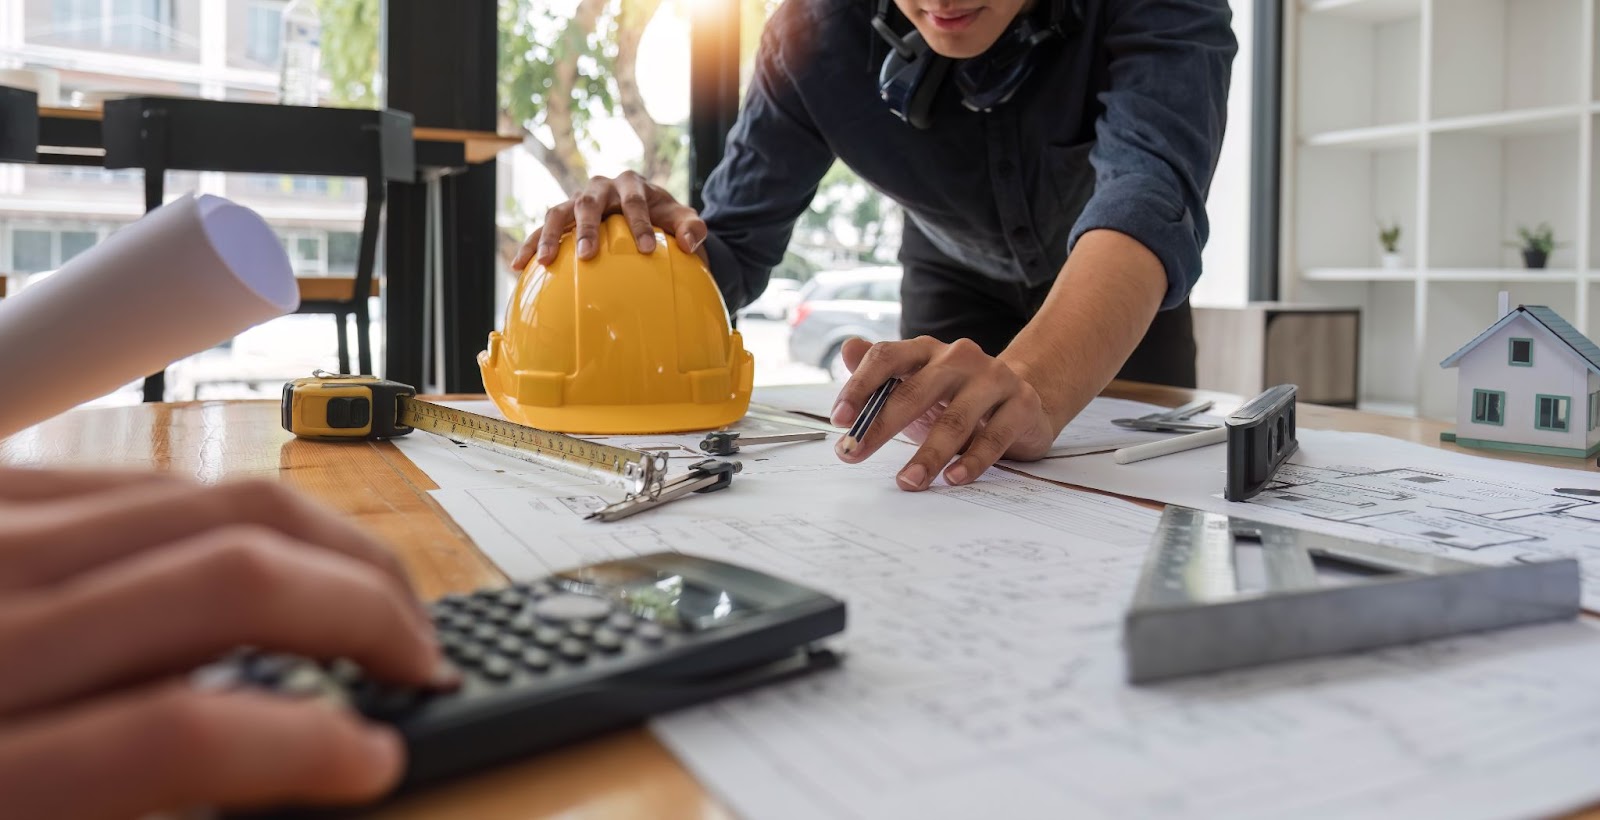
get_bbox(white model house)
[1440,298,1600,459]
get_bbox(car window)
[868,280,900,302]
[833,283,871,300]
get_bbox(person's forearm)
[998,228,1168,433]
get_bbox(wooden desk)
[0,382,1593,818]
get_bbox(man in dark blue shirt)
[515,0,1236,492]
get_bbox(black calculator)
[209,552,845,793]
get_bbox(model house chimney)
[1497,290,1510,318]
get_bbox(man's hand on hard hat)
[513,171,709,271]
[829,229,1169,491]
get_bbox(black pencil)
[840,377,900,454]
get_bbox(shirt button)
[1010,226,1028,241]
[996,159,1015,176]
[1025,257,1042,269]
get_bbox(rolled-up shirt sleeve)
[700,25,836,312]
[1068,0,1236,310]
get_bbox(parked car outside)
[786,266,902,380]
[738,277,803,321]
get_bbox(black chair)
[0,86,39,164]
[102,98,415,400]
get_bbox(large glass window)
[7,226,112,273]
[59,230,99,264]
[49,0,174,53]
[246,2,284,66]
[12,230,53,273]
[328,231,361,274]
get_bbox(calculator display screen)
[564,565,761,631]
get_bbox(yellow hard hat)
[478,214,753,434]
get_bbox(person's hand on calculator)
[0,467,453,818]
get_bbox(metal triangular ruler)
[1124,506,1581,683]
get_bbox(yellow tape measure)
[281,373,665,496]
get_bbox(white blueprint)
[1003,429,1600,609]
[416,435,1600,820]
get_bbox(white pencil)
[1113,426,1228,465]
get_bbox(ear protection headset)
[872,0,1080,129]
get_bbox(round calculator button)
[508,617,537,636]
[567,621,595,639]
[279,665,339,700]
[534,594,613,622]
[557,639,589,661]
[519,648,552,671]
[496,589,524,607]
[515,581,554,599]
[451,643,486,667]
[533,626,565,647]
[484,607,514,625]
[496,635,523,656]
[447,613,474,632]
[471,623,498,642]
[481,655,514,681]
[636,623,666,643]
[593,629,623,652]
[326,658,363,686]
[605,613,637,632]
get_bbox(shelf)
[1302,0,1422,23]
[1303,268,1583,283]
[1302,122,1420,149]
[1426,268,1579,283]
[1430,105,1584,138]
[1303,268,1419,282]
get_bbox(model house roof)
[1440,305,1600,374]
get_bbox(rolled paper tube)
[0,194,297,438]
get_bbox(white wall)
[1191,0,1253,308]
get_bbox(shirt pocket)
[1034,140,1098,247]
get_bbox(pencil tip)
[838,436,856,455]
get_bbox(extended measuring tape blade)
[395,398,666,496]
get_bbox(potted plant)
[1508,223,1558,270]
[1377,221,1402,269]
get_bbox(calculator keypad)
[203,581,683,720]
[430,583,677,690]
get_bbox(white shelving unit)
[1282,0,1598,419]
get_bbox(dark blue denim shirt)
[700,0,1236,312]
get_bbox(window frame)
[1508,337,1534,367]
[1589,390,1599,433]
[1535,394,1571,432]
[1471,389,1506,426]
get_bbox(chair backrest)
[0,85,39,163]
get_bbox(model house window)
[1536,395,1570,432]
[1509,338,1534,366]
[1472,390,1505,425]
[1590,391,1599,432]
